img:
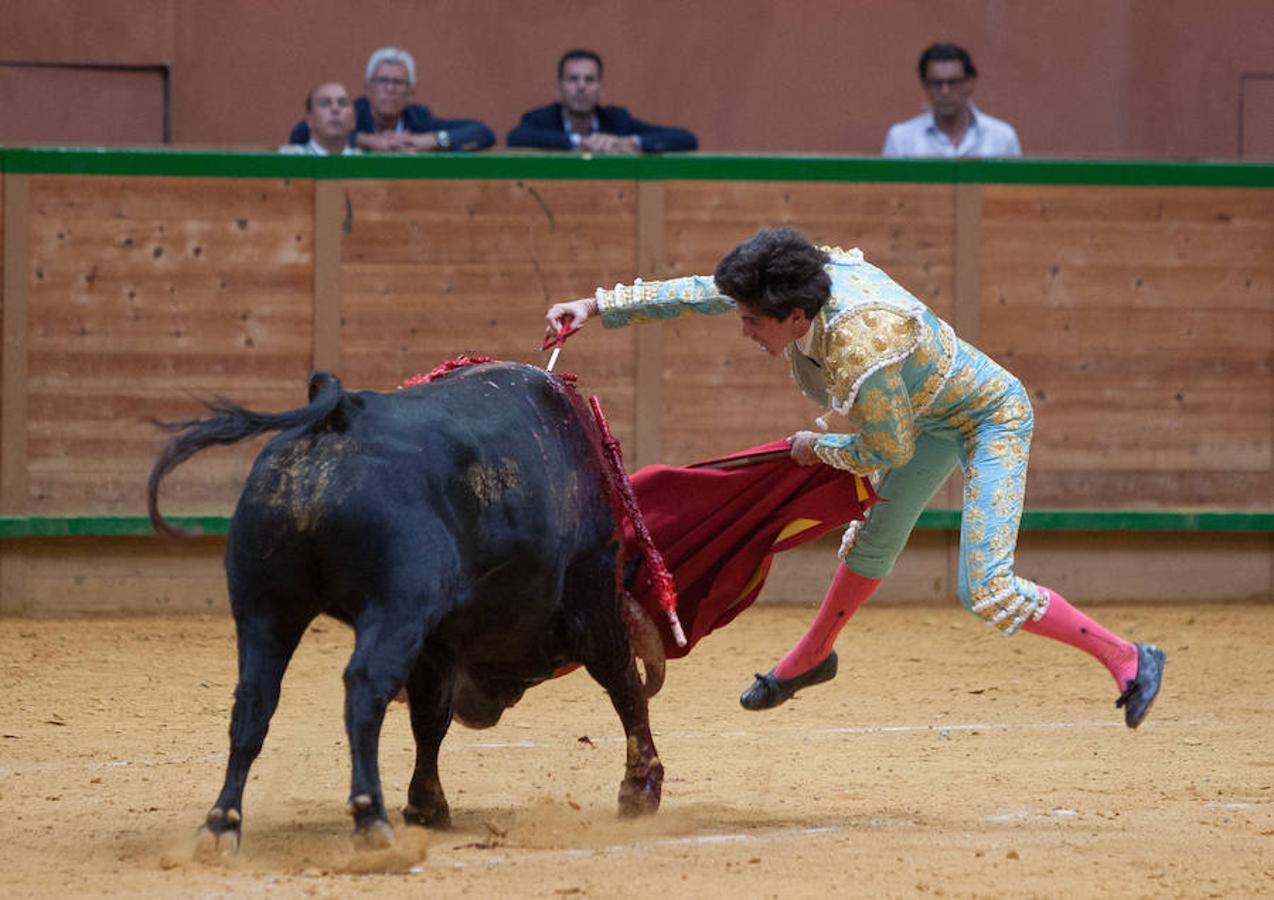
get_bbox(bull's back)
[227,363,614,601]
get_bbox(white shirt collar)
[794,321,816,357]
[925,103,981,136]
[561,108,599,137]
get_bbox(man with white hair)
[288,47,494,153]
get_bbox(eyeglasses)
[370,76,410,90]
[923,76,969,90]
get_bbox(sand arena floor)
[2,601,1272,898]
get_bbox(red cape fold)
[624,440,877,658]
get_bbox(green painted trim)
[648,155,1274,187]
[3,510,1273,539]
[319,152,641,180]
[3,148,1273,188]
[953,157,1274,188]
[916,509,1274,531]
[641,155,959,183]
[3,148,316,179]
[0,148,643,181]
[1014,509,1274,532]
[0,516,229,537]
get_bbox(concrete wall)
[3,0,1274,158]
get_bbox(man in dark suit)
[507,49,697,153]
[288,47,494,152]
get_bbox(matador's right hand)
[545,297,598,336]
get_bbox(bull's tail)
[147,372,347,538]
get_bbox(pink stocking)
[1023,586,1139,689]
[773,565,880,679]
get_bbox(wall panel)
[2,159,1271,615]
[979,185,1274,508]
[23,175,315,514]
[338,178,641,448]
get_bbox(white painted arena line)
[463,717,1202,750]
[0,718,1208,777]
[425,823,847,871]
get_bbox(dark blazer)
[289,97,495,150]
[506,103,698,152]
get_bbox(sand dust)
[2,602,1272,897]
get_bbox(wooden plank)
[7,527,1268,614]
[338,179,639,447]
[978,183,1274,512]
[312,181,343,374]
[2,174,30,514]
[1,171,28,612]
[23,174,315,515]
[948,182,983,514]
[634,180,665,469]
[954,183,983,342]
[17,535,228,615]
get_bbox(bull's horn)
[622,592,666,698]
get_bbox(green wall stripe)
[3,510,1272,539]
[0,516,230,537]
[4,148,316,179]
[4,148,1273,188]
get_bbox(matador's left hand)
[787,431,822,466]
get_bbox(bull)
[147,361,666,851]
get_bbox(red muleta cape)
[625,440,877,658]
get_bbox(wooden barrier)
[1,150,1271,614]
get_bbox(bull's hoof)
[193,807,241,861]
[348,792,394,849]
[403,800,451,830]
[618,762,664,818]
[352,818,395,851]
[349,793,394,849]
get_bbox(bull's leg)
[584,650,664,817]
[343,603,426,847]
[200,612,310,856]
[573,550,663,817]
[402,655,454,829]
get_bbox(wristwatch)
[436,129,452,149]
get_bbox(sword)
[542,319,583,372]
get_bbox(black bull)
[147,362,669,851]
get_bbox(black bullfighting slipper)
[739,650,838,711]
[1115,643,1166,729]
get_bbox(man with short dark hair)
[883,43,1020,157]
[288,47,494,153]
[507,49,697,153]
[545,228,1164,729]
[279,83,361,156]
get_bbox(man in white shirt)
[882,43,1020,158]
[279,83,362,156]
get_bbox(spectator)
[882,43,1020,158]
[507,49,697,153]
[288,47,494,152]
[279,83,362,156]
